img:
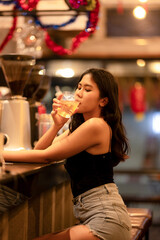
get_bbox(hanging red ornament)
[0,6,17,52]
[130,82,146,121]
[117,0,123,14]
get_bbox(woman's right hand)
[51,93,69,128]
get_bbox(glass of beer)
[57,91,79,119]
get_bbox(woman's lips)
[76,102,81,107]
[75,98,80,103]
[75,100,81,108]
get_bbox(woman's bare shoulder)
[85,117,109,128]
[82,117,110,135]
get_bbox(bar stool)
[128,208,152,240]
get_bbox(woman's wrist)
[51,121,64,132]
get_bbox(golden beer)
[57,100,79,118]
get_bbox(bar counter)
[0,161,76,240]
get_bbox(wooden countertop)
[0,160,69,197]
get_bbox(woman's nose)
[76,89,83,98]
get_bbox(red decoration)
[143,3,148,13]
[0,0,99,55]
[130,82,146,120]
[45,0,99,55]
[0,6,17,52]
[117,0,123,14]
[38,104,46,114]
[17,0,39,11]
[69,0,87,9]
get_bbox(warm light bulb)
[39,69,45,75]
[56,68,75,78]
[139,0,148,3]
[148,62,160,73]
[133,6,147,19]
[136,59,146,67]
[152,113,160,134]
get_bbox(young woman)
[3,68,131,240]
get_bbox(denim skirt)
[72,183,131,240]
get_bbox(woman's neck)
[83,112,101,121]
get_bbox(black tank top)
[65,151,114,197]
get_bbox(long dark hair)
[69,68,130,166]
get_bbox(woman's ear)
[99,97,108,107]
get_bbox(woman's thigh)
[70,225,100,240]
[33,225,100,240]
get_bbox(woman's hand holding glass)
[51,91,79,125]
[51,93,68,128]
[57,91,79,119]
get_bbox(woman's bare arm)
[3,149,46,163]
[34,121,64,150]
[34,93,70,150]
[3,118,110,163]
[43,118,110,161]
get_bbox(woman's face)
[75,73,103,119]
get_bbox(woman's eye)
[85,89,91,92]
